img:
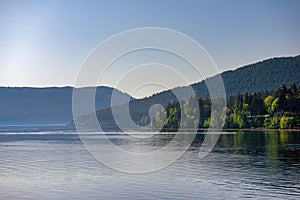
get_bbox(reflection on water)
[0,130,299,200]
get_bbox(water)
[0,128,299,199]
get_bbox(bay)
[0,128,299,200]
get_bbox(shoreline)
[153,127,300,132]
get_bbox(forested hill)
[211,55,300,96]
[75,55,300,130]
[146,55,300,102]
[128,55,300,118]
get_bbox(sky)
[0,0,300,97]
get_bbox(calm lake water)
[0,127,299,200]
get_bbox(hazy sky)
[0,0,300,97]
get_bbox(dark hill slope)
[84,55,300,130]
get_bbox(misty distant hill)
[0,86,130,125]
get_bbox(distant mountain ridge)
[0,86,130,125]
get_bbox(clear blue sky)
[0,0,300,95]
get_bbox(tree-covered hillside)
[149,55,300,101]
[220,55,300,96]
[76,55,300,130]
[151,83,300,130]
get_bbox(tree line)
[149,83,300,130]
